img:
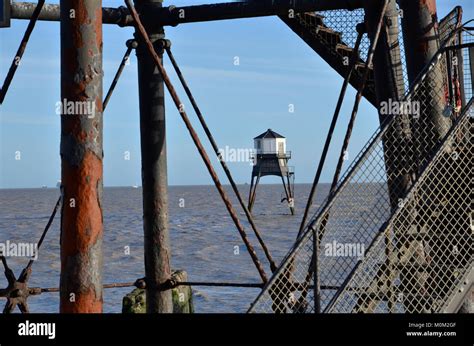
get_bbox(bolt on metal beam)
[11,1,130,25]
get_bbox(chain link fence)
[318,8,369,59]
[460,26,474,101]
[303,6,462,95]
[328,98,472,313]
[249,24,472,313]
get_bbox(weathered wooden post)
[134,0,173,313]
[59,0,104,313]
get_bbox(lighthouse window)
[257,141,261,149]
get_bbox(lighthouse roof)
[254,129,285,139]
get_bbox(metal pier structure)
[0,0,472,314]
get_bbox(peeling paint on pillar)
[59,0,103,313]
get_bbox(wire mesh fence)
[328,100,473,313]
[290,6,461,111]
[312,6,461,94]
[293,9,376,101]
[249,27,473,313]
[318,9,369,59]
[460,27,474,100]
[439,6,463,44]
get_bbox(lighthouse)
[248,129,295,215]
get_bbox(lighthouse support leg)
[280,175,294,215]
[248,172,261,212]
[286,174,295,215]
[247,175,255,212]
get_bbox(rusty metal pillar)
[399,0,450,141]
[399,0,440,82]
[364,0,409,208]
[134,0,172,313]
[59,0,104,313]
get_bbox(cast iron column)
[365,0,409,208]
[399,0,451,142]
[59,0,104,313]
[135,0,173,313]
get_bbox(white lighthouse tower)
[248,129,295,215]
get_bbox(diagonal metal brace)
[0,195,61,313]
[125,0,269,283]
[0,0,45,105]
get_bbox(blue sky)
[0,0,472,188]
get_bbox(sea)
[0,184,331,313]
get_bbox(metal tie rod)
[319,0,391,235]
[0,194,61,313]
[289,0,390,312]
[23,195,62,272]
[103,40,137,111]
[0,0,45,105]
[23,281,350,295]
[165,46,277,272]
[297,24,366,239]
[124,0,268,283]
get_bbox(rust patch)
[61,288,103,313]
[421,0,437,15]
[61,150,103,256]
[95,6,103,49]
[60,149,103,313]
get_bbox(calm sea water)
[0,184,330,313]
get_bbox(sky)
[0,0,472,188]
